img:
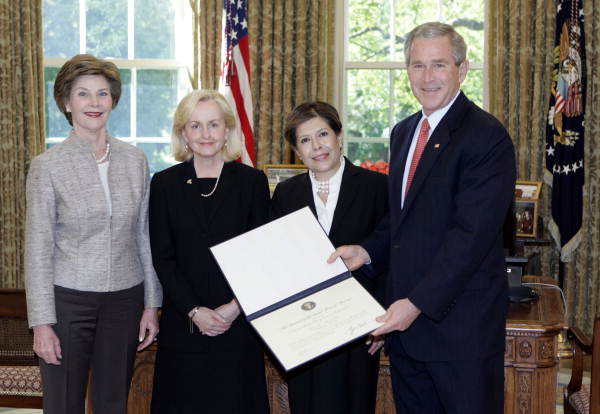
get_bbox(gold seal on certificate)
[210,207,384,371]
[301,301,316,311]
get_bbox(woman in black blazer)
[271,102,388,414]
[149,90,269,413]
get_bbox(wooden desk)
[122,275,566,413]
[504,275,566,414]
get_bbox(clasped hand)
[192,299,241,337]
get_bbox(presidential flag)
[219,0,255,166]
[545,0,585,262]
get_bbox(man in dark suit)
[330,22,516,413]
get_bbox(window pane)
[135,0,175,59]
[461,69,484,108]
[347,0,391,62]
[43,0,79,58]
[393,0,441,60]
[392,70,420,122]
[347,142,389,165]
[346,69,391,139]
[44,67,71,138]
[136,70,178,137]
[86,0,128,58]
[138,142,175,174]
[443,0,484,62]
[108,69,132,137]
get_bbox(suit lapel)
[398,92,472,223]
[295,173,317,216]
[62,134,105,216]
[389,114,420,205]
[329,159,359,236]
[400,126,451,213]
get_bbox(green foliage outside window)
[43,0,180,174]
[345,0,484,164]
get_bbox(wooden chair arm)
[566,326,592,394]
[569,326,593,352]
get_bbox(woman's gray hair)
[404,22,467,65]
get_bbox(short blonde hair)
[172,90,241,162]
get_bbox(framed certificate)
[210,207,384,371]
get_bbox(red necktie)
[405,118,430,197]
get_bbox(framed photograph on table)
[515,181,542,200]
[263,164,308,193]
[515,181,542,238]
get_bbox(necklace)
[200,163,224,197]
[309,171,330,195]
[95,143,110,164]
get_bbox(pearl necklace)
[200,163,224,198]
[95,143,111,164]
[309,170,330,195]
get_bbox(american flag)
[219,0,255,166]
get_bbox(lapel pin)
[434,143,440,149]
[186,179,192,184]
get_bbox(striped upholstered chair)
[0,289,42,408]
[564,314,600,414]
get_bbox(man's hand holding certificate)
[210,207,384,371]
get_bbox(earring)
[185,143,189,152]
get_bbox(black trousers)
[388,336,504,414]
[39,284,144,414]
[287,338,380,414]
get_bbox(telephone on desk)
[507,265,538,303]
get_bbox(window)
[43,0,192,174]
[337,0,485,165]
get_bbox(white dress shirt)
[310,156,345,235]
[401,91,461,207]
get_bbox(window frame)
[43,0,193,170]
[335,0,488,160]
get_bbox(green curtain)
[200,0,222,90]
[487,0,600,334]
[0,0,45,288]
[248,0,335,168]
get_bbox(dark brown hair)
[284,101,342,147]
[53,54,122,126]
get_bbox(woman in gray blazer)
[24,54,162,414]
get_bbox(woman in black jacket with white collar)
[271,101,388,414]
